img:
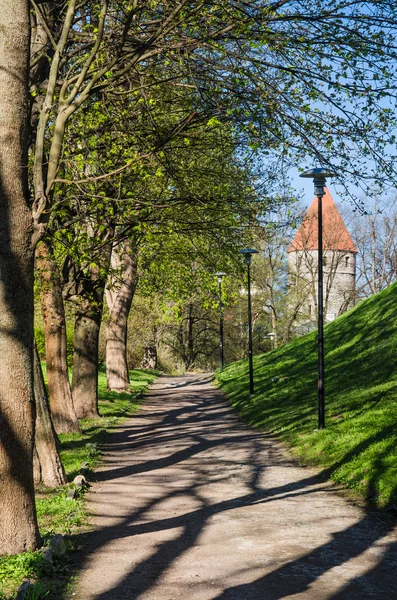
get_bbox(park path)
[74,374,397,599]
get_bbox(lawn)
[0,367,158,599]
[217,282,397,509]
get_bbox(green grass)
[217,282,397,509]
[0,367,158,599]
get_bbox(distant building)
[288,188,357,326]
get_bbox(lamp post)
[267,332,276,351]
[239,248,259,394]
[300,168,337,429]
[215,272,227,371]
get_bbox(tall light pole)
[300,168,337,429]
[215,272,227,371]
[239,248,258,395]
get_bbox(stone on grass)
[67,487,77,500]
[16,581,31,600]
[41,546,53,563]
[50,533,66,556]
[73,474,87,488]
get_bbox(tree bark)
[0,0,40,554]
[105,240,138,392]
[36,241,81,434]
[67,227,112,420]
[72,310,101,419]
[33,342,67,488]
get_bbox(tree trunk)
[72,311,101,419]
[186,304,195,370]
[105,240,138,392]
[33,343,67,488]
[0,0,40,554]
[36,241,81,434]
[65,224,112,419]
[33,447,42,488]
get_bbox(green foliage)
[217,282,397,509]
[25,583,49,600]
[34,328,46,361]
[0,552,52,597]
[35,489,86,538]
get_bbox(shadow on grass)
[218,282,397,508]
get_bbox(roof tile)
[288,188,357,253]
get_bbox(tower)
[288,188,357,324]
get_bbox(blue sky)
[289,166,342,210]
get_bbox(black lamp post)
[300,168,337,429]
[239,248,258,395]
[215,272,227,371]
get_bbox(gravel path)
[74,374,397,599]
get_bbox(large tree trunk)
[0,1,40,554]
[105,240,138,392]
[36,241,81,434]
[72,310,101,419]
[33,343,67,488]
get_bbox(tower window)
[322,257,327,266]
[345,256,349,267]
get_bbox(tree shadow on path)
[71,375,397,600]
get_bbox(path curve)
[74,374,397,599]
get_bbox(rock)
[73,474,86,488]
[50,533,66,556]
[67,487,77,500]
[16,581,31,599]
[40,546,53,563]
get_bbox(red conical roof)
[288,188,357,253]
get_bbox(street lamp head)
[239,248,259,265]
[215,271,227,283]
[300,167,337,198]
[299,168,338,179]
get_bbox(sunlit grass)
[217,282,397,509]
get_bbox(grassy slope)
[0,368,158,599]
[217,282,397,509]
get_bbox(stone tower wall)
[288,249,356,322]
